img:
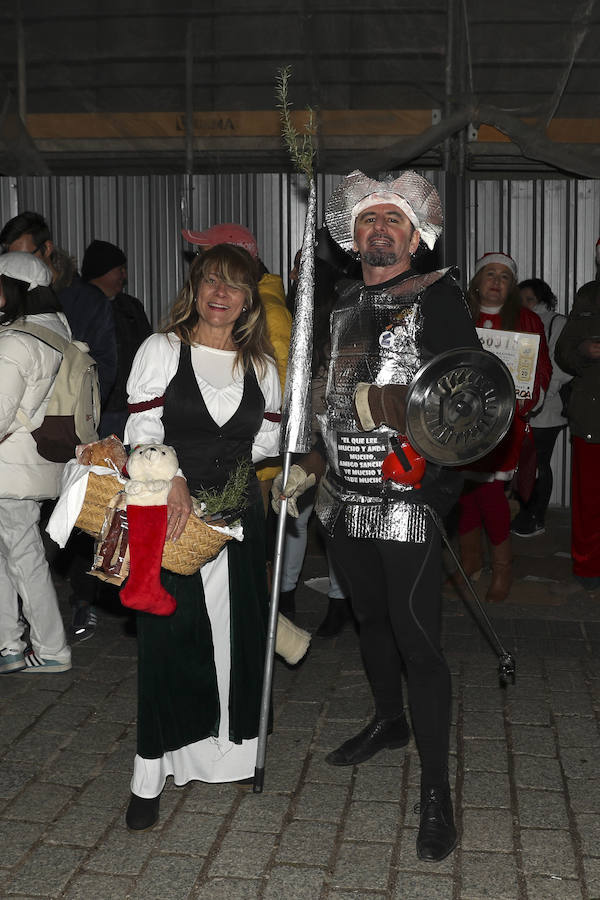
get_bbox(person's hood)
[258,273,286,307]
[52,247,77,293]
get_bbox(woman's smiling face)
[195,268,247,333]
[478,263,514,308]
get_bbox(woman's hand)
[166,475,192,542]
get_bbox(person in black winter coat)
[80,239,152,439]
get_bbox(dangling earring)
[242,306,247,312]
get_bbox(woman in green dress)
[124,244,280,830]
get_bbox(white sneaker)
[23,651,71,673]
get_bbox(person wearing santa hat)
[555,239,600,595]
[451,252,551,604]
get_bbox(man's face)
[98,264,127,297]
[352,203,420,271]
[7,232,53,263]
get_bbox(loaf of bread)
[76,435,128,473]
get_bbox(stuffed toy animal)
[120,443,179,616]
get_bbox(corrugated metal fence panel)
[188,171,380,298]
[0,178,18,225]
[188,172,352,299]
[468,178,600,304]
[14,175,184,328]
[145,175,185,327]
[3,173,599,506]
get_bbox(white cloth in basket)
[46,460,126,548]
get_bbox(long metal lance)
[254,177,316,791]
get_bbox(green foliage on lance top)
[194,457,251,518]
[275,65,315,181]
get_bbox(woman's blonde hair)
[162,243,274,375]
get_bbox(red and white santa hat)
[474,251,517,279]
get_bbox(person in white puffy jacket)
[0,252,71,674]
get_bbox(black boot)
[125,793,160,831]
[279,589,296,620]
[325,713,410,766]
[416,782,457,862]
[315,597,351,638]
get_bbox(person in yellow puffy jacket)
[181,224,291,511]
[252,267,292,506]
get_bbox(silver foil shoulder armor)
[315,269,447,541]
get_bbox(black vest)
[162,342,265,498]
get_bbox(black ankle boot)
[315,597,351,638]
[126,793,160,831]
[325,713,410,766]
[416,782,457,862]
[279,589,296,620]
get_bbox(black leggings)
[520,425,564,523]
[328,515,451,784]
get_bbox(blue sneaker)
[23,651,71,673]
[0,648,26,674]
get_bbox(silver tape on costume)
[315,269,447,541]
[280,178,317,455]
[325,170,443,253]
[317,473,431,542]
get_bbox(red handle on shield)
[381,435,426,489]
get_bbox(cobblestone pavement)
[1,508,599,899]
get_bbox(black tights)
[328,516,451,784]
[519,425,564,524]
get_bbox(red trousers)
[571,436,600,578]
[458,479,511,547]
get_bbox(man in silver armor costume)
[276,170,480,862]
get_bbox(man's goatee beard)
[362,251,398,267]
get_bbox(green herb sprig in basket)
[194,458,251,525]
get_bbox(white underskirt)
[131,547,257,798]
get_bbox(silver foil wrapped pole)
[255,176,316,793]
[280,177,316,454]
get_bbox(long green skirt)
[136,498,269,759]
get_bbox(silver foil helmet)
[325,169,443,253]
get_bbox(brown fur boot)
[486,538,512,604]
[446,528,483,589]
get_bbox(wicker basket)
[75,472,123,538]
[162,513,231,575]
[75,471,231,575]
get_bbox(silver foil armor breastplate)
[315,269,447,542]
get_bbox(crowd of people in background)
[0,194,598,857]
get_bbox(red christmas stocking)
[120,504,176,616]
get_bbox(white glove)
[276,613,311,665]
[271,464,316,517]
